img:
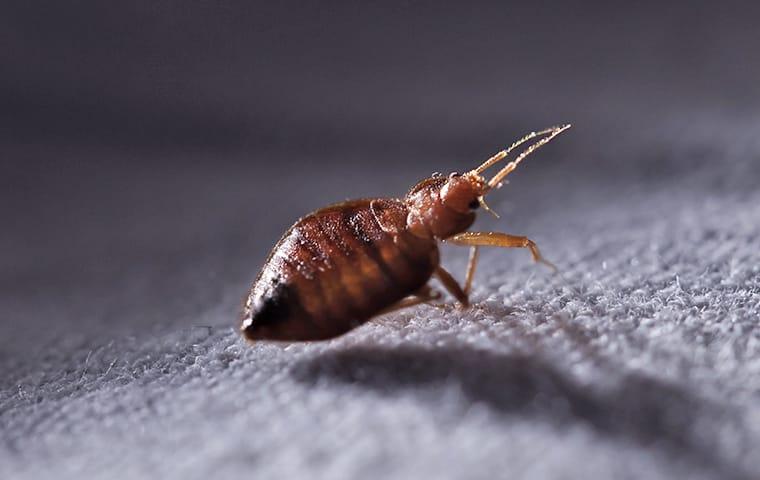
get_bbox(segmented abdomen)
[242,200,437,341]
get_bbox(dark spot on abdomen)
[242,282,315,341]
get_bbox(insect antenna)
[474,124,571,193]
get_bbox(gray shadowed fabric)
[2,2,760,479]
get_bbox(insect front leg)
[445,232,557,272]
[464,246,479,295]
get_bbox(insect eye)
[468,199,480,210]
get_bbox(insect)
[241,125,571,341]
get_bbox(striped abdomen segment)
[242,200,437,341]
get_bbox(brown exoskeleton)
[241,125,571,341]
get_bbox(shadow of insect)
[291,344,751,479]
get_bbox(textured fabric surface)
[2,123,759,479]
[3,2,760,479]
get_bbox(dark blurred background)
[2,0,759,357]
[4,1,759,153]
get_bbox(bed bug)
[241,125,571,341]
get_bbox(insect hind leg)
[375,285,442,316]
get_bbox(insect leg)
[435,266,469,307]
[446,232,557,272]
[464,246,479,295]
[376,285,442,316]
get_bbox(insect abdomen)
[242,200,436,341]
